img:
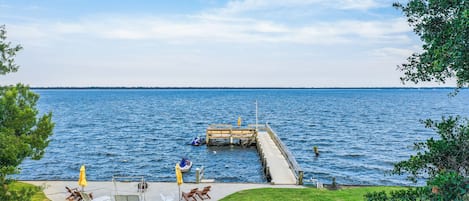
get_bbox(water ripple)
[17,88,469,186]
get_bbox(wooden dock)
[206,124,303,185]
[205,124,257,145]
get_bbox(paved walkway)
[257,131,297,185]
[25,181,304,201]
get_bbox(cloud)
[0,0,425,87]
[8,14,411,47]
[55,23,86,34]
[371,46,421,58]
[4,0,409,46]
[216,0,389,15]
[334,0,386,10]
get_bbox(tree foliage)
[365,2,469,200]
[0,25,22,75]
[365,172,469,201]
[427,171,469,200]
[393,0,469,88]
[392,116,469,182]
[0,84,54,178]
[0,25,54,201]
[384,117,469,200]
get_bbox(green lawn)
[9,182,50,201]
[220,186,406,201]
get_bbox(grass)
[220,186,407,201]
[9,181,50,201]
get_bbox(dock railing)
[265,123,304,185]
[111,176,146,201]
[196,166,216,183]
[208,124,233,129]
[196,166,204,183]
[247,124,267,130]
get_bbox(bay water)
[17,88,469,185]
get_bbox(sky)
[0,0,453,87]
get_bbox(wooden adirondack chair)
[182,188,199,201]
[196,186,211,200]
[65,186,80,201]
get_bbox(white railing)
[196,166,205,183]
[265,124,304,185]
[111,176,146,201]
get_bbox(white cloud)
[371,45,421,58]
[55,23,86,34]
[8,14,411,47]
[0,0,422,87]
[332,18,411,40]
[217,0,388,15]
[371,47,413,57]
[334,0,385,10]
[4,0,409,46]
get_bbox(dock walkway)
[206,124,303,185]
[256,131,297,185]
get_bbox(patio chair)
[196,186,211,200]
[182,188,198,201]
[114,195,127,201]
[65,186,80,201]
[137,181,148,192]
[79,192,94,201]
[114,195,140,201]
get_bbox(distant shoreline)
[30,86,462,90]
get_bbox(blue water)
[17,88,469,185]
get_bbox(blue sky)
[0,0,451,87]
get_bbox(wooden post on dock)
[298,171,304,185]
[196,166,204,184]
[255,100,258,131]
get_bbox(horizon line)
[29,86,463,90]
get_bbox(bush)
[427,171,469,201]
[0,180,39,201]
[364,187,434,201]
[364,191,388,201]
